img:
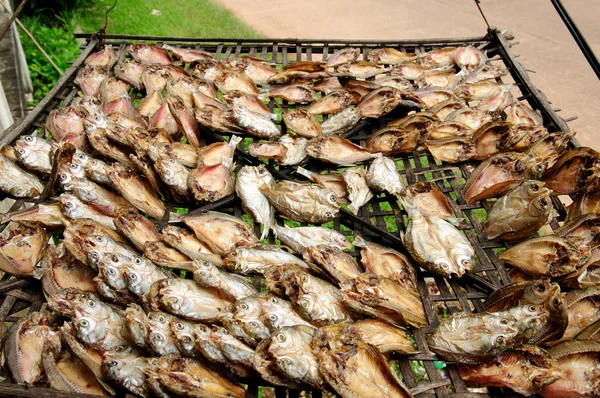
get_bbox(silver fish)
[260,180,340,224]
[193,259,257,300]
[274,224,352,254]
[0,152,44,197]
[224,245,308,275]
[160,225,223,265]
[402,198,474,278]
[114,207,161,251]
[14,135,56,174]
[231,104,280,138]
[235,165,275,240]
[365,153,405,195]
[320,107,361,135]
[151,278,233,322]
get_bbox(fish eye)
[176,322,184,330]
[301,274,308,283]
[17,148,25,155]
[164,169,171,176]
[154,334,163,341]
[269,314,277,321]
[59,173,68,180]
[553,298,561,306]
[325,212,333,218]
[532,184,539,191]
[329,194,338,203]
[158,315,166,323]
[69,163,78,170]
[198,325,207,332]
[500,318,509,325]
[135,258,143,265]
[108,268,116,275]
[461,258,472,267]
[495,336,504,344]
[95,236,104,242]
[88,300,96,307]
[528,305,536,312]
[270,297,278,303]
[182,336,191,343]
[258,167,265,174]
[115,345,126,352]
[24,136,34,142]
[129,273,137,280]
[80,319,89,327]
[240,303,248,310]
[65,201,73,208]
[94,115,101,122]
[277,333,286,342]
[535,283,545,292]
[90,252,100,261]
[300,300,309,309]
[250,321,259,328]
[540,198,547,206]
[108,360,118,367]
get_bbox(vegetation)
[18,0,259,104]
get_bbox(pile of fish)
[0,41,598,397]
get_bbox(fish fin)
[259,225,269,241]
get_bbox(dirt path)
[215,0,600,149]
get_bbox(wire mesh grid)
[0,29,574,397]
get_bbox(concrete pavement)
[215,0,600,149]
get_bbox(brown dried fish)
[0,222,48,277]
[318,330,412,397]
[484,180,551,241]
[459,345,559,396]
[127,43,172,65]
[283,109,323,138]
[0,152,45,197]
[326,47,360,67]
[304,245,363,285]
[109,163,166,219]
[260,83,317,103]
[182,211,258,255]
[6,311,61,385]
[463,152,546,204]
[542,147,600,195]
[367,47,416,65]
[345,319,417,354]
[426,136,476,163]
[499,236,591,278]
[484,279,561,312]
[407,181,454,220]
[307,136,376,166]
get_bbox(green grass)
[78,0,260,38]
[20,0,259,105]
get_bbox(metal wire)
[550,0,600,80]
[100,0,119,34]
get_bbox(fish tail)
[228,135,243,148]
[167,212,183,223]
[352,232,368,248]
[295,166,313,179]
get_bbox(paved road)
[216,0,600,149]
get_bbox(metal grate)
[0,29,574,398]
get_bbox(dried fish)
[0,222,48,277]
[499,236,590,278]
[194,259,257,300]
[274,224,351,254]
[304,244,362,285]
[283,109,323,137]
[181,211,258,255]
[484,180,551,241]
[0,152,45,197]
[307,136,376,166]
[318,331,412,398]
[260,180,340,223]
[224,245,308,275]
[109,163,166,219]
[402,198,474,278]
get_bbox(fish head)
[192,260,221,286]
[46,288,92,316]
[432,258,457,278]
[74,315,104,345]
[522,280,560,305]
[99,264,122,288]
[243,319,271,340]
[171,321,195,351]
[296,294,319,320]
[223,249,247,273]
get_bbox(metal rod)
[550,0,600,79]
[0,0,27,41]
[0,0,63,75]
[474,0,491,29]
